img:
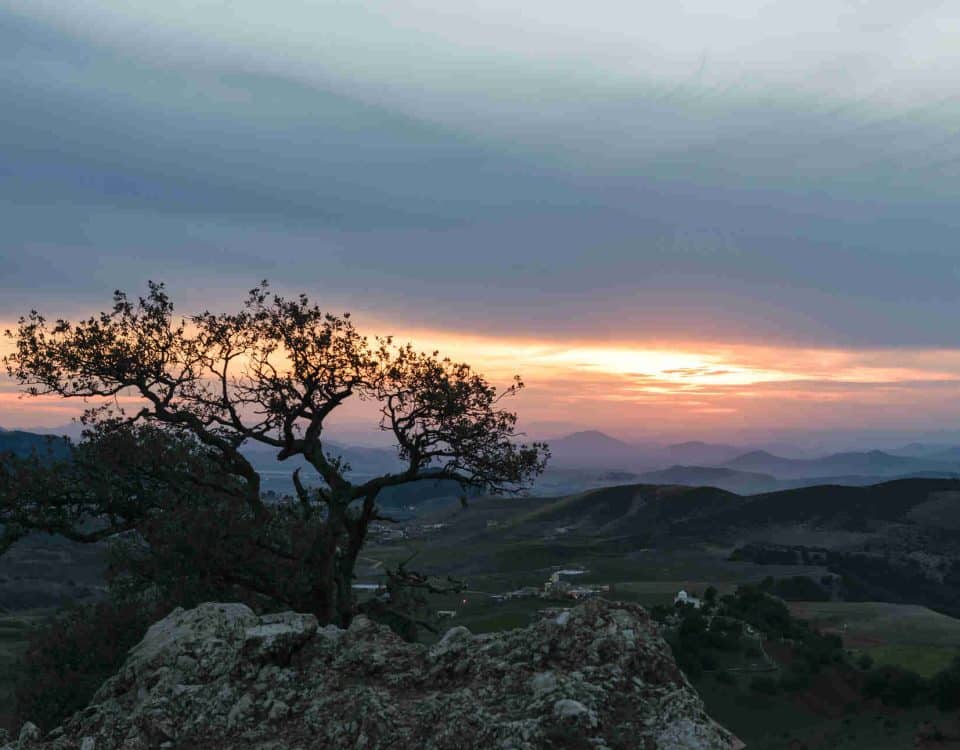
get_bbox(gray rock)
[552,698,597,727]
[17,722,40,749]
[29,599,742,750]
[529,671,557,696]
[435,624,473,652]
[243,611,318,663]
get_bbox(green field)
[866,645,958,679]
[789,601,960,647]
[3,481,960,746]
[788,601,960,677]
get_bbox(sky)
[4,2,960,446]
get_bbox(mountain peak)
[733,450,780,461]
[552,430,631,446]
[547,430,641,469]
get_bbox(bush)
[13,596,172,731]
[780,663,812,692]
[699,652,718,671]
[715,669,736,685]
[750,675,780,695]
[930,656,960,710]
[705,617,742,652]
[862,666,928,708]
[650,604,672,623]
[720,586,793,639]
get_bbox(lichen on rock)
[17,599,743,750]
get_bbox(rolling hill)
[634,465,960,495]
[543,430,645,469]
[637,465,779,494]
[423,476,960,544]
[723,449,958,479]
[0,430,71,460]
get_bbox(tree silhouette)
[2,282,548,626]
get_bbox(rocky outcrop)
[10,599,743,750]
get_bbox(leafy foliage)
[13,597,173,732]
[862,665,928,708]
[657,584,845,692]
[2,282,548,628]
[929,656,960,710]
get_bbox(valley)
[4,428,960,747]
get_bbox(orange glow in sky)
[4,321,960,441]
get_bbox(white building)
[674,590,702,609]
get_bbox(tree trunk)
[333,494,377,627]
[306,522,340,625]
[301,490,375,628]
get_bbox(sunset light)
[7,4,960,744]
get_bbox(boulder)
[22,599,742,749]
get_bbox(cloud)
[3,4,960,357]
[9,2,960,111]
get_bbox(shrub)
[720,586,793,639]
[749,675,780,695]
[13,596,172,731]
[780,665,811,692]
[930,656,960,710]
[862,666,928,708]
[714,669,736,685]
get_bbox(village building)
[674,590,703,609]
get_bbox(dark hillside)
[638,465,779,494]
[508,483,743,539]
[0,431,71,460]
[725,450,958,480]
[679,478,960,534]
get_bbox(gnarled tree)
[2,282,548,626]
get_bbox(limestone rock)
[22,598,742,750]
[17,723,40,749]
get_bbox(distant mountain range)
[0,430,71,460]
[544,431,644,469]
[635,464,959,495]
[545,431,755,470]
[722,449,958,479]
[7,424,960,499]
[544,430,960,483]
[636,465,779,495]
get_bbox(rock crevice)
[12,599,742,750]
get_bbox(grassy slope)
[790,601,960,677]
[696,675,952,750]
[3,477,960,742]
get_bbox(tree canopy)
[2,282,548,627]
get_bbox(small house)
[674,590,702,609]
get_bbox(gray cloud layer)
[3,5,960,347]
